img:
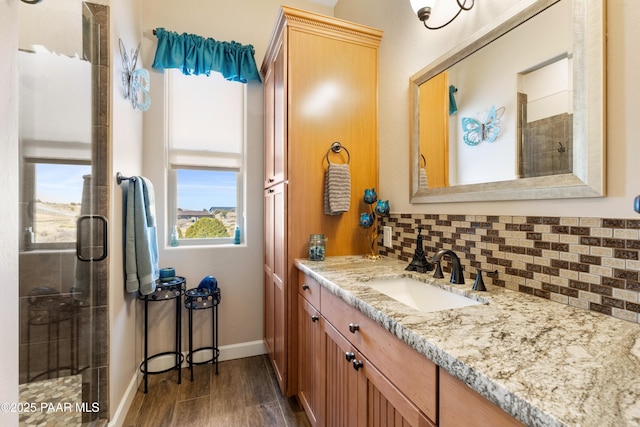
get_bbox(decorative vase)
[359,188,389,260]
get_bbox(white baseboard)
[108,340,266,426]
[108,371,142,427]
[218,339,267,361]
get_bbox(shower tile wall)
[380,214,640,324]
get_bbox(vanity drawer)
[321,286,437,423]
[298,271,321,309]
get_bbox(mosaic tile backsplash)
[379,214,640,324]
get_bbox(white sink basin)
[365,277,482,313]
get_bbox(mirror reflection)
[410,0,605,202]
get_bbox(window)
[170,168,240,244]
[166,69,245,246]
[22,161,91,249]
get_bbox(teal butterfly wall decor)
[119,39,151,111]
[461,105,505,146]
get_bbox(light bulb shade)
[410,0,436,14]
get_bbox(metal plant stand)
[184,287,221,381]
[137,277,185,393]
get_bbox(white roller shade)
[167,69,244,170]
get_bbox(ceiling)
[307,0,339,7]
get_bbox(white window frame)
[167,167,244,246]
[165,69,246,247]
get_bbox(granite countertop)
[294,256,640,427]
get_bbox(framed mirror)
[410,0,605,203]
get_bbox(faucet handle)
[473,267,497,291]
[432,260,444,279]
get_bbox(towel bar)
[116,172,136,185]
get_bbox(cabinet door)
[263,189,274,355]
[323,322,359,427]
[263,57,275,187]
[264,39,286,187]
[264,183,287,391]
[440,369,524,427]
[356,353,435,427]
[298,296,324,426]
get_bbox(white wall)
[335,0,640,218]
[108,0,144,423]
[135,0,334,377]
[0,1,20,425]
[446,0,571,185]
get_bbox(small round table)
[184,287,221,381]
[137,277,185,393]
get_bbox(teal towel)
[125,177,159,295]
[449,85,458,115]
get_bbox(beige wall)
[335,0,640,218]
[0,1,20,425]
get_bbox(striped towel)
[419,167,429,189]
[324,163,351,215]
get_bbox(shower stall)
[18,1,110,424]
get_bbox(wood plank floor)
[123,355,310,427]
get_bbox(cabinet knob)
[311,315,319,322]
[268,188,275,193]
[302,284,310,291]
[348,323,359,334]
[352,360,364,371]
[268,178,274,183]
[345,352,355,362]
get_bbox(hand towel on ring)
[324,162,351,215]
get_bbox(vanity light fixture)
[410,0,474,30]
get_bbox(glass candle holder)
[308,234,327,261]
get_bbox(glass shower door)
[18,1,107,424]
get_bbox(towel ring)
[326,142,350,165]
[420,154,426,168]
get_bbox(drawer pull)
[348,323,359,333]
[302,284,310,291]
[311,315,319,322]
[345,352,355,362]
[352,360,364,371]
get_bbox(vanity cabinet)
[262,6,382,395]
[321,284,437,426]
[440,369,525,427]
[297,270,436,426]
[298,269,527,427]
[324,321,433,427]
[298,274,324,426]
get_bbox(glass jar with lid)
[308,234,327,261]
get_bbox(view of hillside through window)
[176,169,237,239]
[33,163,91,244]
[30,165,236,244]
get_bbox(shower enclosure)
[18,1,110,424]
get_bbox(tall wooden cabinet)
[262,7,383,396]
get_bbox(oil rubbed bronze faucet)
[430,249,465,284]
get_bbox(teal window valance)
[152,28,261,83]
